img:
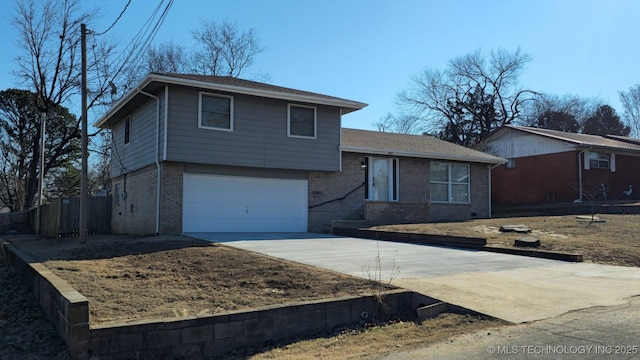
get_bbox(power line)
[94,0,132,36]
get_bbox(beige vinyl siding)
[165,86,341,171]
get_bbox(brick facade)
[159,162,184,234]
[111,165,158,234]
[430,163,491,221]
[309,152,491,232]
[492,151,640,205]
[113,154,492,234]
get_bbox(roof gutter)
[340,146,506,165]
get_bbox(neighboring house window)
[430,162,470,203]
[589,152,610,169]
[366,157,399,201]
[506,158,516,169]
[124,117,131,145]
[288,104,316,138]
[199,92,233,131]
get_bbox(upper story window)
[199,92,233,131]
[430,162,470,203]
[288,104,316,139]
[124,116,131,145]
[589,152,610,169]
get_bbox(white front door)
[368,157,398,201]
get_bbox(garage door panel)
[182,174,307,232]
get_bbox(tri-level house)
[95,74,504,234]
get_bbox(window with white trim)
[430,162,470,203]
[199,92,233,131]
[288,104,316,138]
[124,116,131,145]
[588,152,610,169]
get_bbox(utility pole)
[35,113,46,235]
[79,23,88,244]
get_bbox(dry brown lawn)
[9,235,390,325]
[21,213,634,358]
[371,214,640,267]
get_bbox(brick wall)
[159,162,184,234]
[111,165,158,235]
[430,163,490,221]
[364,202,429,225]
[491,151,579,205]
[308,152,366,233]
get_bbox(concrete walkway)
[186,233,640,324]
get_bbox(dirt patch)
[371,214,640,267]
[9,234,390,325]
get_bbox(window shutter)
[584,151,590,170]
[611,153,616,172]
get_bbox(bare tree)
[374,113,425,134]
[398,48,537,145]
[523,93,600,132]
[619,84,640,138]
[146,40,190,74]
[190,20,265,77]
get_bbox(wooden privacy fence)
[0,211,29,234]
[30,196,112,238]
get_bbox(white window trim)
[198,91,234,132]
[586,151,611,170]
[287,103,317,139]
[430,162,471,204]
[366,157,399,201]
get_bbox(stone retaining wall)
[2,241,433,359]
[2,242,89,357]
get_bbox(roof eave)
[94,74,368,128]
[340,146,506,164]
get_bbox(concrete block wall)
[88,290,415,359]
[3,243,90,358]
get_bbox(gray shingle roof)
[341,128,505,164]
[505,126,640,152]
[95,73,367,128]
[159,73,361,105]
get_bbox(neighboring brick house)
[95,73,503,234]
[480,125,640,206]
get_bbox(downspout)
[574,147,593,203]
[488,163,502,218]
[138,88,161,235]
[163,86,168,161]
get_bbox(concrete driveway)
[186,233,640,324]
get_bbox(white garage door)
[182,174,308,232]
